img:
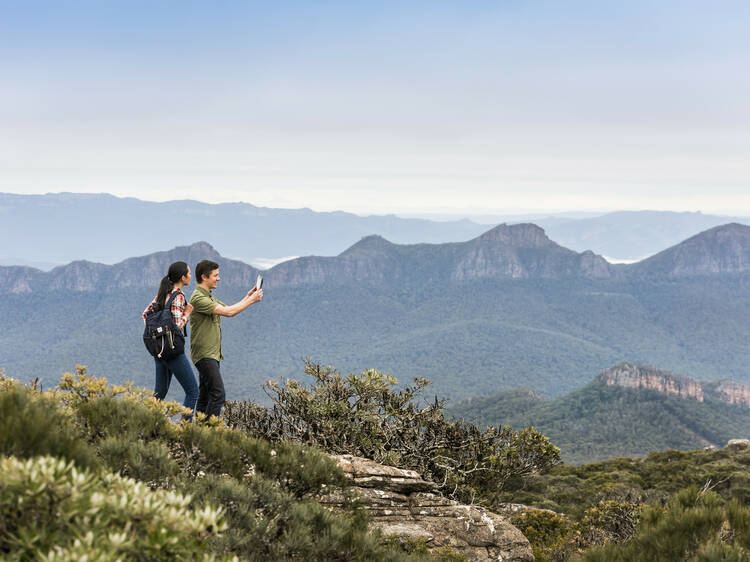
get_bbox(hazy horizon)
[2,190,747,224]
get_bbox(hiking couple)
[142,259,263,420]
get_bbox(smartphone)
[255,274,263,290]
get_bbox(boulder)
[321,455,534,562]
[726,439,750,450]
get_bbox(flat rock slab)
[326,455,534,562]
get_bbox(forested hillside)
[449,368,750,463]
[2,224,750,403]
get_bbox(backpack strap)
[164,288,182,310]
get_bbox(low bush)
[224,359,561,503]
[0,385,97,470]
[581,486,750,561]
[0,368,438,561]
[0,455,230,561]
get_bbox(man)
[189,259,263,419]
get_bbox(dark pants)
[154,353,199,420]
[195,358,225,419]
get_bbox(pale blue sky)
[1,1,749,215]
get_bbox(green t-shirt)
[189,286,226,364]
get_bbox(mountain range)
[2,192,749,268]
[448,363,750,463]
[1,222,749,406]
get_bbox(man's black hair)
[195,260,219,284]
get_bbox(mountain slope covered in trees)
[1,224,750,403]
[449,364,750,463]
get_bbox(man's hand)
[247,288,263,303]
[184,303,194,315]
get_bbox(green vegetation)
[449,381,750,463]
[8,362,750,560]
[0,455,227,561]
[0,368,451,561]
[498,446,750,519]
[495,446,750,560]
[582,487,750,561]
[224,359,561,504]
[3,275,750,404]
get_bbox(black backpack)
[143,290,186,360]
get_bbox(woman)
[142,261,199,419]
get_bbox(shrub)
[224,360,561,502]
[176,423,348,497]
[576,500,641,546]
[0,455,231,561]
[0,385,97,470]
[582,487,729,561]
[512,509,573,561]
[186,474,423,561]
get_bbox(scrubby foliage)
[493,443,750,560]
[0,455,228,561]
[582,486,750,561]
[510,500,642,562]
[500,446,750,519]
[0,368,443,561]
[224,359,561,503]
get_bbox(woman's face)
[182,267,192,285]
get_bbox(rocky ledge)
[319,455,533,562]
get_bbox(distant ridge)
[628,223,750,277]
[0,192,490,266]
[5,222,750,293]
[0,223,619,292]
[0,242,258,293]
[270,223,617,286]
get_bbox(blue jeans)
[153,353,199,420]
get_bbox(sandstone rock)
[322,455,534,562]
[726,439,750,450]
[597,363,704,402]
[707,380,750,408]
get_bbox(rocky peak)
[597,363,704,402]
[630,223,750,277]
[476,223,554,248]
[339,234,395,256]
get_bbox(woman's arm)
[142,297,157,323]
[170,292,190,330]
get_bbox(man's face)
[205,268,220,289]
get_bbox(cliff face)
[598,363,750,409]
[704,380,750,408]
[597,363,704,402]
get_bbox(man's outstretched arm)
[213,287,263,317]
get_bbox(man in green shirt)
[189,259,263,418]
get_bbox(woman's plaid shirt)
[142,288,189,330]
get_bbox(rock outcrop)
[705,380,750,408]
[320,455,534,562]
[597,363,704,402]
[598,363,750,411]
